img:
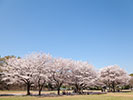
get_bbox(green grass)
[0,91,133,100]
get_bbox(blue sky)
[0,0,133,73]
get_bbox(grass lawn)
[0,91,133,100]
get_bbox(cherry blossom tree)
[2,53,53,95]
[68,60,97,94]
[48,58,71,95]
[99,65,130,92]
[2,57,33,95]
[29,53,53,95]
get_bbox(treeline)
[0,53,133,95]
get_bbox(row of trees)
[0,53,131,95]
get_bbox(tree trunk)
[26,83,31,95]
[57,88,60,95]
[39,89,41,96]
[57,83,63,95]
[75,84,79,93]
[38,85,43,95]
[112,82,115,92]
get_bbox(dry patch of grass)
[106,92,133,97]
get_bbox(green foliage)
[130,74,133,76]
[0,55,19,66]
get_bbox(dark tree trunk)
[75,84,81,94]
[26,83,31,95]
[57,83,63,95]
[112,82,115,92]
[38,85,44,95]
[57,87,60,95]
[75,84,78,93]
[39,89,42,95]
